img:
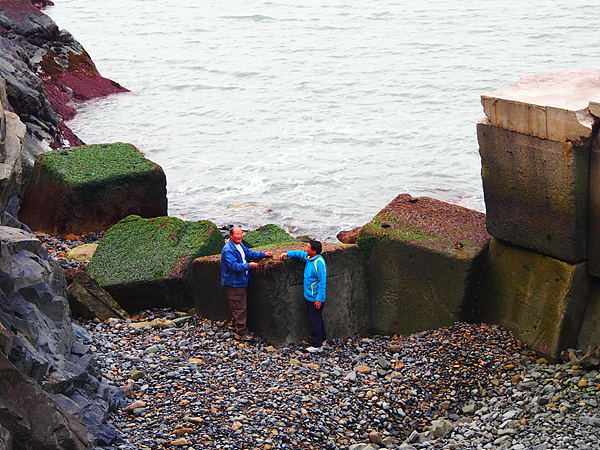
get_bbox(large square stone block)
[18,143,167,236]
[86,215,224,313]
[475,238,590,361]
[357,194,490,336]
[478,120,590,263]
[589,132,600,277]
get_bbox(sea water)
[45,1,600,240]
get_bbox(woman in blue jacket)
[221,226,272,340]
[279,240,327,353]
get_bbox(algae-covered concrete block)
[476,238,590,361]
[478,120,590,263]
[18,143,167,236]
[191,242,369,346]
[577,280,600,352]
[357,194,490,336]
[86,215,224,313]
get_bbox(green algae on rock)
[18,143,167,236]
[242,224,298,248]
[85,215,224,313]
[87,215,224,287]
[39,143,158,187]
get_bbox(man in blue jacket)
[221,226,272,340]
[279,240,327,353]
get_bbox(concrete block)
[86,216,224,313]
[481,68,600,141]
[192,243,370,346]
[357,194,490,336]
[475,238,590,361]
[478,120,590,263]
[589,133,600,277]
[577,280,600,352]
[18,143,167,236]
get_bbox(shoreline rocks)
[79,309,600,449]
[0,224,127,447]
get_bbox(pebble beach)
[75,310,600,450]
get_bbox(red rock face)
[1,0,129,147]
[0,0,43,20]
[31,0,55,8]
[40,47,129,121]
[38,41,129,147]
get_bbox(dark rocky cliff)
[0,1,130,448]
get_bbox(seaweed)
[86,215,224,286]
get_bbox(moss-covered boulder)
[18,143,167,236]
[357,194,490,336]
[475,238,590,361]
[86,215,224,313]
[242,224,298,248]
[191,242,369,346]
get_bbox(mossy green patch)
[86,215,224,286]
[39,143,158,189]
[242,224,298,248]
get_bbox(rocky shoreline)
[1,2,600,449]
[77,309,600,450]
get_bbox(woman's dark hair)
[309,239,322,254]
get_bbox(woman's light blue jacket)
[286,251,327,303]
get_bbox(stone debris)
[36,230,104,269]
[77,309,600,449]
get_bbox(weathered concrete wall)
[357,194,490,337]
[589,132,600,278]
[477,68,600,358]
[475,238,590,361]
[577,280,600,352]
[192,243,370,346]
[478,119,590,263]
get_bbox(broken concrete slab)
[481,68,600,141]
